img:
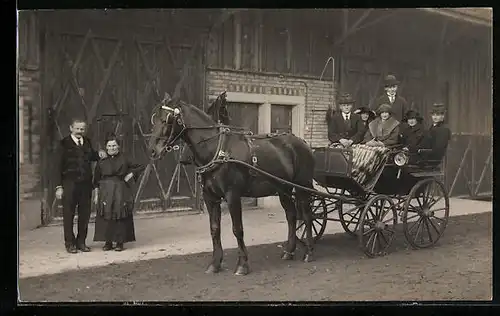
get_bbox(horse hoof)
[281,252,295,260]
[234,265,250,276]
[205,264,221,274]
[303,254,315,263]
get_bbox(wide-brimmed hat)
[384,75,400,87]
[431,103,446,114]
[354,107,376,120]
[337,92,355,105]
[402,110,423,123]
[376,103,393,114]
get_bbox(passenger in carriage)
[400,110,425,153]
[418,103,451,162]
[354,106,376,138]
[362,103,401,147]
[327,93,365,148]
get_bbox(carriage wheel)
[402,178,450,249]
[358,195,397,258]
[339,194,363,237]
[296,196,328,243]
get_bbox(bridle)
[149,101,253,180]
[150,105,186,160]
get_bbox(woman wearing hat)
[363,103,401,147]
[354,107,376,138]
[400,110,425,152]
[419,103,451,161]
[374,74,409,122]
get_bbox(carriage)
[294,144,450,257]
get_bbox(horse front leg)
[226,191,250,275]
[298,191,315,262]
[204,191,223,274]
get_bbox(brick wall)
[206,69,335,147]
[19,67,42,200]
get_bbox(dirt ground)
[18,212,491,302]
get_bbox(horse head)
[148,97,216,160]
[206,91,230,125]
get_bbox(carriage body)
[303,145,450,258]
[312,146,444,196]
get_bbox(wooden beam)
[285,11,292,72]
[333,9,373,48]
[233,11,241,70]
[352,10,398,34]
[342,9,349,35]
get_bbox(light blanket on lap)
[350,144,390,187]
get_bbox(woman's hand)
[98,150,107,159]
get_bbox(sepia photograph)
[17,8,492,302]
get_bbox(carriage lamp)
[394,151,409,167]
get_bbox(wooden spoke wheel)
[402,178,450,249]
[358,195,398,258]
[296,196,328,243]
[338,192,364,237]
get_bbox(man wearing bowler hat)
[327,92,365,147]
[374,74,409,122]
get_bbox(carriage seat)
[406,148,445,171]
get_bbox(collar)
[70,134,83,145]
[342,112,351,119]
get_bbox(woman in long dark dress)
[93,134,144,251]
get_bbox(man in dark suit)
[327,93,365,147]
[374,74,409,122]
[54,118,106,254]
[420,103,451,161]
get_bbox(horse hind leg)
[278,191,297,260]
[226,191,250,276]
[297,188,315,263]
[204,191,224,274]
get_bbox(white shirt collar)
[71,134,83,145]
[343,112,350,119]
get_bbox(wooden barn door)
[42,16,201,221]
[43,29,128,220]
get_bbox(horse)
[148,94,316,276]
